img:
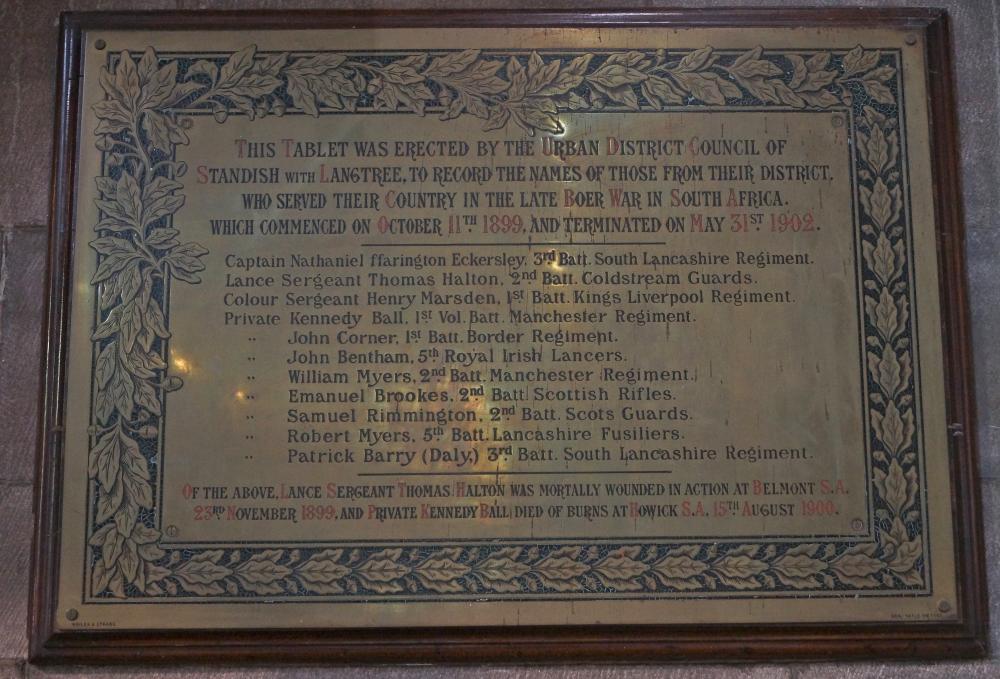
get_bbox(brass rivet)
[905,34,918,46]
[165,525,179,537]
[94,39,106,51]
[938,600,952,613]
[66,608,79,621]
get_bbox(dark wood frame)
[30,8,987,664]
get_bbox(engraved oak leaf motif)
[532,547,590,592]
[473,550,532,593]
[592,547,650,591]
[295,549,351,594]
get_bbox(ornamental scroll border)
[84,45,927,601]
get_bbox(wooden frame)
[30,8,987,663]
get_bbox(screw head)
[938,600,952,613]
[66,608,79,621]
[94,39,106,50]
[905,33,918,46]
[165,525,179,538]
[851,518,865,531]
[831,114,845,129]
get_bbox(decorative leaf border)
[85,44,925,600]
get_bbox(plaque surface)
[32,10,987,662]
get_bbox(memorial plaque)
[31,10,987,662]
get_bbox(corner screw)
[938,600,952,613]
[66,608,79,621]
[165,525,179,538]
[94,39,106,50]
[851,518,865,531]
[905,34,918,46]
[831,114,845,129]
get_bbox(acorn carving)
[163,376,185,392]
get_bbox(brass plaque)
[34,11,985,660]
